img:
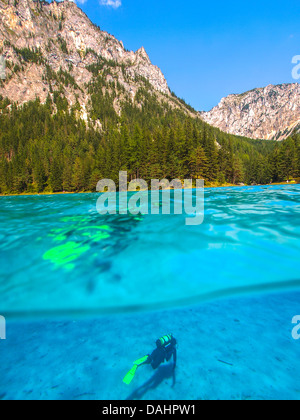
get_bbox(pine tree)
[189,146,209,180]
[49,159,62,192]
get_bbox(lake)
[0,185,300,399]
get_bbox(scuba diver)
[123,334,177,385]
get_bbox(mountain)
[0,0,300,196]
[201,83,300,141]
[0,0,194,117]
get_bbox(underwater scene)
[0,185,300,400]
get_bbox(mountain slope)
[201,83,300,141]
[0,0,191,119]
[0,0,299,196]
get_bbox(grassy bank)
[0,180,299,198]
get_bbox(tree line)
[0,86,299,195]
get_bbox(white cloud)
[100,0,122,8]
[73,0,88,4]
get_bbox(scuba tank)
[157,334,173,347]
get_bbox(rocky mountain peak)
[136,46,150,63]
[200,83,300,141]
[0,0,170,112]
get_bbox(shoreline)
[0,181,298,198]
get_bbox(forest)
[0,79,300,195]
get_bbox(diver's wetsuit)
[146,336,177,370]
[122,334,177,385]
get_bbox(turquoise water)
[0,185,300,399]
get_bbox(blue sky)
[73,0,300,111]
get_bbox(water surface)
[0,185,300,316]
[1,185,300,400]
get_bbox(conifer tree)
[189,146,209,180]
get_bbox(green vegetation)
[0,76,299,195]
[57,37,68,55]
[14,47,44,65]
[57,68,80,90]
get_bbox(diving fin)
[123,355,149,385]
[123,364,138,385]
[133,355,149,366]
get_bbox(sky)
[70,0,300,111]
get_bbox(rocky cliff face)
[0,0,172,115]
[201,83,300,141]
